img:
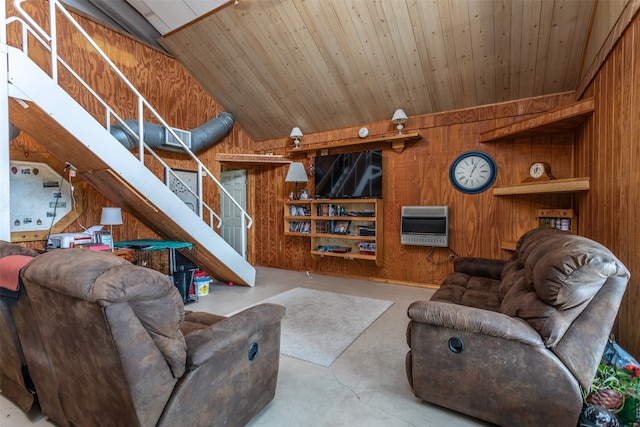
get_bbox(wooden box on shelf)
[536,209,577,234]
[500,208,578,251]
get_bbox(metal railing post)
[1,0,10,240]
[49,0,57,83]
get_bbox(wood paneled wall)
[252,92,577,286]
[7,2,253,250]
[575,12,640,358]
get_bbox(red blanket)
[0,255,33,304]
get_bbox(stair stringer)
[7,46,255,286]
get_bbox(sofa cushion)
[501,230,625,347]
[431,272,501,312]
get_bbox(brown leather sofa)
[2,244,285,427]
[405,228,630,427]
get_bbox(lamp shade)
[290,127,303,139]
[100,207,123,225]
[391,109,408,124]
[285,162,309,183]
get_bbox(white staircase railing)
[5,0,252,257]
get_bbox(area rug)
[254,287,393,367]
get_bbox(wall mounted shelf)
[216,153,291,168]
[493,177,590,196]
[500,209,578,251]
[480,98,595,143]
[286,131,421,156]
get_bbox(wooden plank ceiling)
[135,0,596,142]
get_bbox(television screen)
[314,149,382,199]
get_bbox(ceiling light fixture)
[290,127,303,149]
[391,109,408,135]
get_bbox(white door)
[220,169,247,258]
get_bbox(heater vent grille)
[164,127,192,150]
[401,205,449,247]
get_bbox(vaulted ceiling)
[105,1,609,142]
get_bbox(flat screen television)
[314,149,382,199]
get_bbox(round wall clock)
[358,127,369,138]
[449,151,497,194]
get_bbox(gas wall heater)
[401,205,449,247]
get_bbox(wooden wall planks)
[252,92,577,287]
[575,13,640,358]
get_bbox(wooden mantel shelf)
[493,177,590,195]
[216,153,291,168]
[480,98,595,143]
[286,131,421,156]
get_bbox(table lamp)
[285,162,308,199]
[100,207,122,251]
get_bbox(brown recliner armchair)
[405,228,630,427]
[0,241,69,425]
[0,241,40,412]
[18,248,285,427]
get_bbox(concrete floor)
[0,266,490,427]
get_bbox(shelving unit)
[537,209,577,233]
[284,200,313,236]
[481,99,594,250]
[286,131,421,156]
[283,198,383,266]
[494,179,589,250]
[500,208,578,251]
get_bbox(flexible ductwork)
[109,112,235,153]
[9,123,21,140]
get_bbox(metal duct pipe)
[9,123,21,140]
[110,112,235,153]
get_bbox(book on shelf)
[289,221,310,233]
[289,205,309,216]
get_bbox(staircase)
[3,1,255,286]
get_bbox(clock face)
[449,151,497,194]
[358,127,369,138]
[529,162,546,178]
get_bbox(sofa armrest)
[408,300,543,346]
[184,303,286,366]
[453,257,505,280]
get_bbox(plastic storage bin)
[194,275,211,296]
